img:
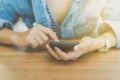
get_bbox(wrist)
[10,32,28,47]
[92,36,106,50]
[10,32,20,46]
[96,31,117,51]
[97,35,111,52]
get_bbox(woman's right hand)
[12,24,59,48]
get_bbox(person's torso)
[47,0,71,25]
[1,0,106,39]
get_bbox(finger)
[73,46,91,59]
[74,43,90,52]
[55,47,70,61]
[48,32,59,42]
[67,51,82,60]
[32,31,44,45]
[27,36,38,48]
[36,30,49,43]
[68,48,90,61]
[46,44,61,60]
[74,37,93,51]
[37,26,59,42]
[74,43,80,51]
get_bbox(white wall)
[14,18,28,32]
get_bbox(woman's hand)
[12,24,59,48]
[46,31,116,61]
[46,37,96,61]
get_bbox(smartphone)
[49,42,79,51]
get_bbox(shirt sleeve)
[96,0,120,48]
[0,0,18,30]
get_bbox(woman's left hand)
[46,36,103,61]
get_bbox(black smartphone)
[49,42,79,51]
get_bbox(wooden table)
[0,44,120,80]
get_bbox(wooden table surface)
[0,44,120,80]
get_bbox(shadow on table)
[0,43,47,53]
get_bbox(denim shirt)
[0,0,120,48]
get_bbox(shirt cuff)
[97,21,120,49]
[0,18,14,30]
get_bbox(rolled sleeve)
[0,19,14,30]
[0,0,18,30]
[96,0,120,49]
[97,21,120,49]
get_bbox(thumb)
[74,44,80,51]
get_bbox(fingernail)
[74,46,79,51]
[45,44,48,47]
[54,47,58,50]
[56,39,60,42]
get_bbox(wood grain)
[0,44,120,80]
